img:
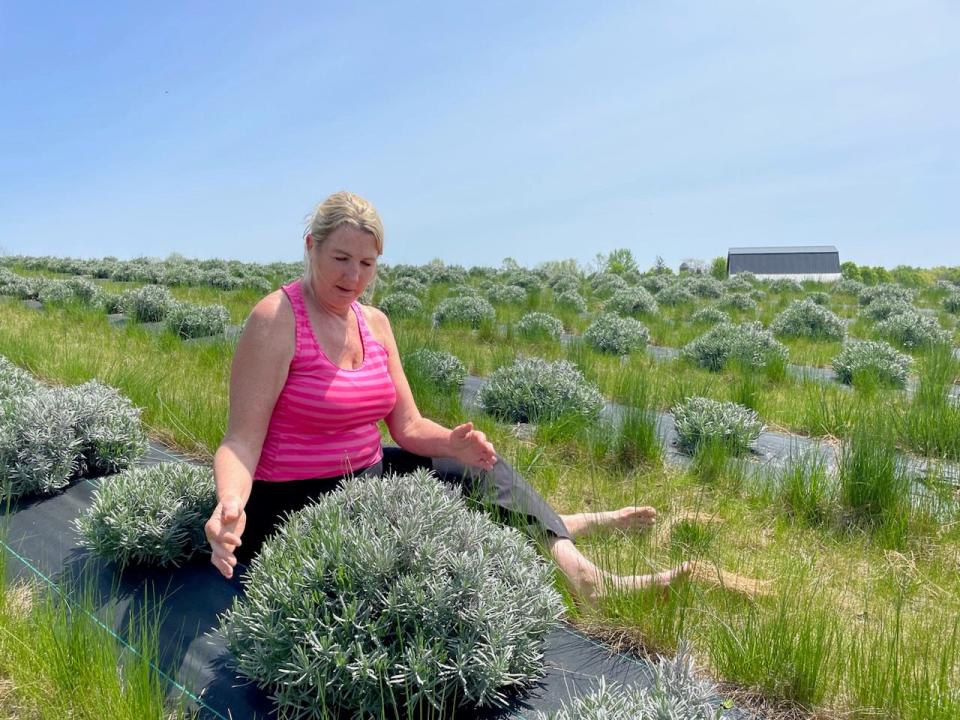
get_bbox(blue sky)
[2,2,958,270]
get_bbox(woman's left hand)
[450,422,497,471]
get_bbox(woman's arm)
[206,290,295,578]
[364,306,496,470]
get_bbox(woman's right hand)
[205,494,246,579]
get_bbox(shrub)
[221,470,564,718]
[555,289,587,313]
[857,283,914,307]
[390,276,426,296]
[718,291,757,312]
[516,312,564,341]
[487,284,528,305]
[808,291,831,306]
[876,311,951,349]
[605,287,658,317]
[404,349,467,392]
[673,396,763,455]
[638,274,671,293]
[0,389,81,499]
[770,298,845,340]
[859,296,914,322]
[683,275,724,298]
[682,322,788,372]
[479,357,604,423]
[425,263,467,285]
[831,278,864,296]
[96,291,124,314]
[165,301,230,339]
[655,283,695,306]
[548,274,580,294]
[378,291,424,319]
[119,285,175,322]
[0,356,41,401]
[75,463,216,568]
[64,277,104,304]
[723,275,754,293]
[0,272,35,299]
[432,296,496,328]
[537,644,720,720]
[768,278,803,293]
[691,306,729,325]
[583,313,650,355]
[943,292,960,314]
[63,380,147,476]
[832,340,911,387]
[590,272,628,297]
[37,280,77,306]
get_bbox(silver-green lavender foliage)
[831,340,911,387]
[723,275,754,293]
[807,290,831,306]
[859,296,914,322]
[673,396,763,455]
[555,289,587,313]
[875,311,951,349]
[718,292,757,311]
[538,643,723,720]
[516,312,564,341]
[432,296,496,328]
[62,380,147,475]
[487,284,528,305]
[404,348,467,392]
[74,462,216,567]
[378,291,424,319]
[639,274,671,293]
[683,275,724,298]
[549,274,580,295]
[605,287,658,317]
[655,283,695,306]
[682,322,788,372]
[857,283,914,307]
[390,276,426,296]
[769,298,845,340]
[942,292,960,314]
[119,285,175,322]
[690,306,729,326]
[0,271,36,299]
[767,278,803,293]
[0,356,41,401]
[479,357,604,423]
[591,272,629,297]
[37,280,82,306]
[165,301,230,339]
[0,388,82,499]
[583,313,650,355]
[832,278,864,296]
[221,470,565,718]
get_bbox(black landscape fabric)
[0,441,744,720]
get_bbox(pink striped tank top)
[253,280,397,481]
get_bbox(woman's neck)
[302,279,351,321]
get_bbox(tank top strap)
[281,280,312,353]
[352,301,377,346]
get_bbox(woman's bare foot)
[560,506,658,538]
[574,562,692,608]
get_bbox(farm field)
[1,253,960,719]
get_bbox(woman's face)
[307,225,379,309]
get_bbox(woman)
[205,191,689,604]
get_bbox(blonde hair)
[303,191,384,280]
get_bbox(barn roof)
[728,246,838,255]
[727,246,840,275]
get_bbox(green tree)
[840,261,861,281]
[710,256,727,280]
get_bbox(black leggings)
[235,445,571,566]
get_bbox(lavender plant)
[404,348,467,392]
[432,296,496,328]
[487,284,528,305]
[876,311,951,349]
[832,340,911,387]
[942,292,960,314]
[479,357,604,423]
[165,301,230,339]
[832,278,864,296]
[220,470,564,718]
[75,462,216,567]
[119,285,175,322]
[683,275,724,298]
[656,283,695,306]
[555,289,587,313]
[768,278,803,293]
[673,396,763,455]
[378,291,424,319]
[691,306,730,326]
[390,276,426,296]
[770,298,845,340]
[583,313,650,355]
[718,292,757,311]
[62,380,147,476]
[516,312,564,341]
[605,287,658,317]
[682,322,788,372]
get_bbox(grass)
[0,544,190,719]
[1,271,960,719]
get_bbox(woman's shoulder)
[241,289,296,351]
[358,303,393,345]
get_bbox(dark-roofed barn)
[727,246,842,282]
